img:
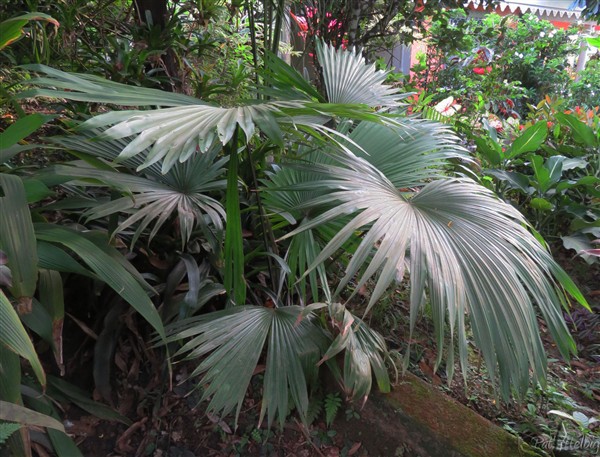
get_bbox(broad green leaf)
[586,37,600,49]
[0,144,41,164]
[544,155,565,187]
[39,270,65,370]
[562,158,589,170]
[562,234,597,264]
[529,154,552,193]
[0,347,29,456]
[555,113,598,147]
[0,401,64,432]
[37,241,95,278]
[20,298,53,345]
[0,174,39,300]
[571,218,600,231]
[507,121,547,159]
[486,169,530,193]
[0,114,54,149]
[530,197,554,211]
[21,387,84,457]
[22,178,54,203]
[474,136,502,165]
[48,376,131,425]
[0,290,45,387]
[0,13,58,50]
[33,225,165,340]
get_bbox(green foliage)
[473,101,600,263]
[324,393,341,427]
[0,8,594,453]
[0,422,21,445]
[0,12,58,51]
[416,11,579,119]
[570,58,600,109]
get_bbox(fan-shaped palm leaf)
[51,133,227,247]
[22,61,403,175]
[341,120,471,186]
[163,306,328,428]
[316,40,403,106]
[282,147,587,398]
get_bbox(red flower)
[547,121,554,128]
[473,66,492,75]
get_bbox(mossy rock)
[357,373,545,457]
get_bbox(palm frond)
[283,150,586,398]
[261,152,341,304]
[164,306,328,428]
[19,64,200,106]
[316,40,403,106]
[79,102,306,172]
[341,120,470,187]
[52,134,227,247]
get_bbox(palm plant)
[17,40,589,433]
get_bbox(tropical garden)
[0,1,598,456]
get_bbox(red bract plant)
[291,6,346,49]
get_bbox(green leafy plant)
[0,422,22,446]
[324,393,342,427]
[12,39,590,447]
[416,11,579,122]
[0,12,58,51]
[0,91,166,457]
[474,102,600,262]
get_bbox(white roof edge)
[464,0,584,20]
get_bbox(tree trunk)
[133,0,168,28]
[133,0,180,91]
